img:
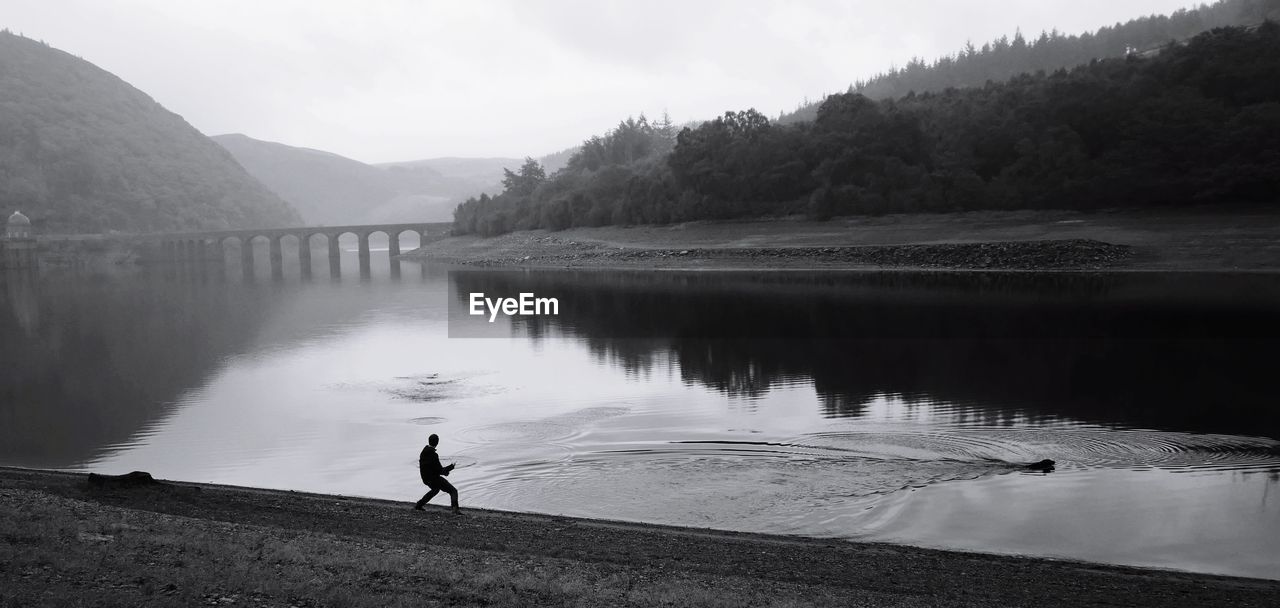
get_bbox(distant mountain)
[0,31,299,234]
[535,147,574,175]
[215,134,397,225]
[777,0,1280,123]
[377,149,574,198]
[214,136,577,226]
[378,157,521,183]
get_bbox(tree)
[501,157,546,196]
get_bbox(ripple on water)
[327,371,504,403]
[795,426,1280,474]
[465,423,1280,545]
[468,442,1001,532]
[454,406,630,445]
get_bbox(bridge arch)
[143,221,445,277]
[391,228,423,255]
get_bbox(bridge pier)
[327,234,341,278]
[387,233,401,279]
[241,238,255,279]
[269,235,284,279]
[357,233,371,278]
[298,233,313,279]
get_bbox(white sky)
[5,1,1202,163]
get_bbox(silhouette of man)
[414,433,461,514]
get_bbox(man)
[414,433,461,514]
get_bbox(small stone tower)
[5,210,32,239]
[2,210,37,269]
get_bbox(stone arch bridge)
[143,222,450,278]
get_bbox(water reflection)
[451,270,1280,439]
[0,267,280,466]
[3,263,1279,579]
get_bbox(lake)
[2,248,1278,580]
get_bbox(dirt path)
[3,468,1276,607]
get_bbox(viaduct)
[143,222,451,278]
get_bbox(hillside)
[453,24,1280,235]
[378,151,572,195]
[215,134,407,224]
[216,136,572,225]
[778,0,1280,123]
[378,157,521,184]
[0,31,298,234]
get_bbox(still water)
[2,249,1278,580]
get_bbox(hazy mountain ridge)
[215,136,576,225]
[0,31,299,233]
[778,0,1280,123]
[377,150,573,193]
[215,133,404,225]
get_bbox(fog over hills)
[376,151,572,195]
[377,157,523,184]
[217,135,574,225]
[213,133,458,225]
[0,31,299,234]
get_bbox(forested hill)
[0,31,299,234]
[453,24,1280,235]
[778,0,1280,123]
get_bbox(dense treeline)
[779,0,1280,123]
[453,114,680,235]
[0,31,299,233]
[454,24,1280,234]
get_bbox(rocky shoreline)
[438,236,1135,271]
[3,467,1277,607]
[402,209,1280,272]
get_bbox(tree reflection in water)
[451,270,1280,439]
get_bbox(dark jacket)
[419,445,444,481]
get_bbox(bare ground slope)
[2,468,1277,607]
[409,207,1280,271]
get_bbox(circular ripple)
[454,406,630,445]
[797,427,1280,474]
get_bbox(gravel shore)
[3,468,1277,607]
[403,208,1280,271]
[433,236,1135,270]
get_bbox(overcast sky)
[6,0,1202,164]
